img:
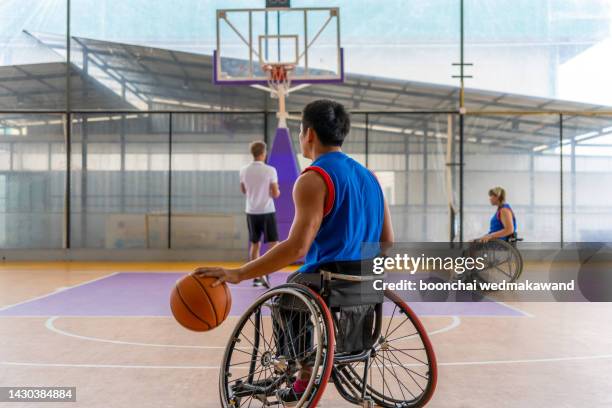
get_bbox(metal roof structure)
[0,33,610,154]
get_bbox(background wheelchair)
[464,235,524,286]
[219,262,438,407]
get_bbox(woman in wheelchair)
[195,100,436,407]
[478,186,517,243]
[464,186,523,286]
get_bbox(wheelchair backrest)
[316,261,384,354]
[317,260,384,308]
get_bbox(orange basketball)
[170,274,232,332]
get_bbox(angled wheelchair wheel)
[219,284,335,408]
[469,239,523,286]
[332,290,437,408]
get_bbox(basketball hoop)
[262,63,295,94]
[215,7,343,129]
[261,63,295,128]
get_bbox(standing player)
[195,100,394,404]
[240,141,281,288]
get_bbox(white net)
[262,63,295,94]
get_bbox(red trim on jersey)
[302,166,335,217]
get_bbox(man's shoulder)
[240,162,254,172]
[263,163,277,174]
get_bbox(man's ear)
[306,127,316,143]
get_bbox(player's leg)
[258,212,280,288]
[250,241,261,261]
[248,214,267,287]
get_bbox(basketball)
[170,274,232,332]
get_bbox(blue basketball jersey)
[298,151,385,273]
[489,203,517,240]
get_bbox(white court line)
[0,314,520,319]
[3,353,612,370]
[427,316,460,335]
[45,316,226,349]
[491,299,535,318]
[0,361,219,369]
[44,315,461,349]
[0,273,119,312]
[438,354,612,366]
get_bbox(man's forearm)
[238,240,304,281]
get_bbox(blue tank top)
[298,151,385,273]
[489,203,517,240]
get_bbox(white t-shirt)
[240,161,278,214]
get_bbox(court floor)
[1,262,611,407]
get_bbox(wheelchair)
[219,262,438,407]
[463,235,524,287]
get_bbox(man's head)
[299,100,350,159]
[250,141,267,161]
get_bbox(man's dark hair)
[302,100,350,146]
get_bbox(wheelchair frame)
[219,269,438,408]
[465,237,524,287]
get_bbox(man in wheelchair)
[195,99,395,405]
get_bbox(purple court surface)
[0,272,526,317]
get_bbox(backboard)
[214,7,343,86]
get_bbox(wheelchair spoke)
[386,344,428,366]
[373,352,392,402]
[386,350,429,383]
[236,327,259,350]
[240,395,253,408]
[247,312,276,354]
[387,331,419,343]
[383,304,398,339]
[373,353,416,401]
[229,360,260,368]
[230,366,273,384]
[232,347,261,357]
[384,350,427,391]
[384,311,413,340]
[382,351,414,401]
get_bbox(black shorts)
[246,213,279,243]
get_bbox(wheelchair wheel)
[219,284,335,408]
[332,290,437,408]
[469,239,523,286]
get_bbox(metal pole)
[365,113,369,168]
[248,11,253,77]
[458,0,465,242]
[423,120,428,240]
[64,0,71,249]
[65,113,71,249]
[571,137,576,242]
[120,115,126,212]
[277,11,281,62]
[559,113,564,246]
[264,112,269,147]
[459,114,464,242]
[81,117,88,246]
[265,11,269,61]
[459,0,465,110]
[304,10,309,75]
[168,113,173,249]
